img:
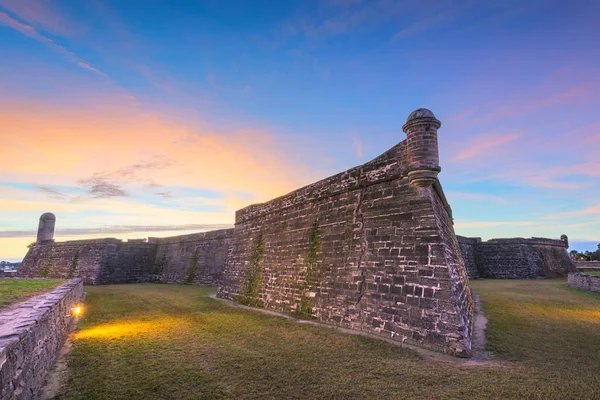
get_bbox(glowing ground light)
[72,305,83,316]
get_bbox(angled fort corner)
[219,108,474,356]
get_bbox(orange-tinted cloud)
[0,96,315,205]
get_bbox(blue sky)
[1,0,599,260]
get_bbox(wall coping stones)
[568,272,600,293]
[0,278,83,400]
[148,228,234,244]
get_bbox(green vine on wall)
[39,258,53,278]
[153,253,168,275]
[240,233,264,307]
[297,219,323,318]
[68,250,80,278]
[185,248,201,284]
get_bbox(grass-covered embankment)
[0,278,65,308]
[64,280,599,399]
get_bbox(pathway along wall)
[457,236,575,279]
[0,279,83,400]
[218,109,474,356]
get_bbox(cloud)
[0,10,106,76]
[0,0,77,36]
[0,95,317,230]
[451,132,522,161]
[0,223,232,238]
[78,178,128,199]
[37,186,67,200]
[454,221,536,229]
[446,191,521,205]
[546,204,600,219]
[392,10,455,41]
[289,0,409,38]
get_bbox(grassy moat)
[62,280,599,399]
[0,278,65,308]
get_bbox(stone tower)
[402,108,441,187]
[36,212,56,243]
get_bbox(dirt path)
[211,293,502,366]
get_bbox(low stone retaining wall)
[568,273,600,293]
[0,279,83,400]
[574,261,600,272]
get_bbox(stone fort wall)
[17,229,233,285]
[457,236,575,279]
[218,109,474,356]
[149,229,234,285]
[18,108,579,356]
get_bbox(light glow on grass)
[75,318,192,340]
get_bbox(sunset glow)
[1,0,599,259]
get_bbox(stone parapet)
[568,273,600,293]
[0,279,83,400]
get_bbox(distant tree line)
[0,261,20,269]
[570,244,600,261]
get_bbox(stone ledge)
[0,278,83,400]
[568,272,600,293]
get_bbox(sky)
[1,0,600,261]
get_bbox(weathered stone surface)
[36,213,55,244]
[18,239,157,285]
[0,279,83,400]
[149,229,234,285]
[18,230,234,286]
[457,236,575,279]
[456,236,481,279]
[219,110,474,356]
[568,272,600,293]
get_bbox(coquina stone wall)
[149,229,234,285]
[218,109,474,356]
[18,239,157,285]
[457,236,575,279]
[0,279,83,400]
[568,273,600,293]
[456,236,481,279]
[18,230,234,286]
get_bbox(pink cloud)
[446,191,521,205]
[550,205,600,219]
[0,0,77,36]
[353,138,363,159]
[451,132,522,161]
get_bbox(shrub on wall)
[153,253,168,275]
[68,250,80,278]
[184,249,201,284]
[297,220,323,318]
[240,233,264,307]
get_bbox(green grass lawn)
[0,278,65,308]
[63,280,600,400]
[585,271,600,276]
